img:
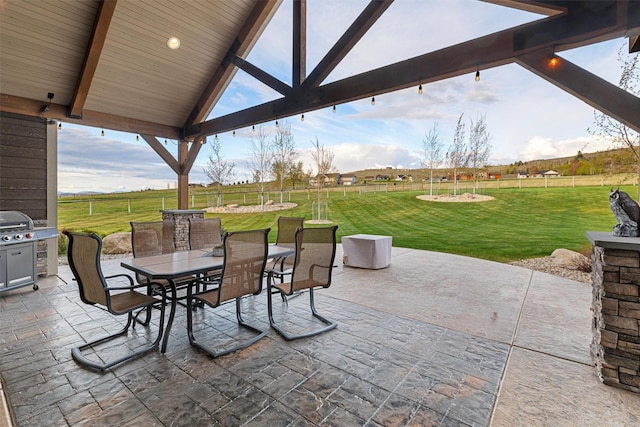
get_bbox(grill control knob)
[14,234,23,241]
[25,233,34,239]
[2,235,10,241]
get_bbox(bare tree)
[310,137,334,220]
[271,121,297,203]
[203,136,234,207]
[589,45,640,200]
[247,126,273,209]
[467,114,492,194]
[421,122,444,196]
[447,114,467,195]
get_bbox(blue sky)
[58,0,629,193]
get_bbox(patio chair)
[64,231,166,371]
[130,220,193,299]
[188,217,223,250]
[186,228,271,357]
[267,216,304,285]
[267,225,338,340]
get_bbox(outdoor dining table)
[120,244,294,352]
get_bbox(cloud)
[518,135,610,161]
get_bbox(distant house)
[395,174,406,181]
[364,175,375,182]
[542,170,561,177]
[375,174,389,181]
[517,171,529,179]
[336,173,358,186]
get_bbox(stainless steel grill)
[0,211,59,293]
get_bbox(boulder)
[102,232,132,254]
[265,200,274,206]
[550,248,589,270]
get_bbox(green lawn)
[58,185,623,263]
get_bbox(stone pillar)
[587,231,640,393]
[161,210,204,251]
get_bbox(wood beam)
[187,0,638,139]
[631,34,640,52]
[177,141,189,209]
[1,93,181,139]
[232,57,291,96]
[183,0,281,127]
[140,135,180,175]
[516,50,640,133]
[303,0,393,88]
[292,0,306,87]
[183,137,204,174]
[69,0,117,119]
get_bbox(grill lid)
[0,211,34,231]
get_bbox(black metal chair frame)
[64,231,166,371]
[186,228,270,357]
[267,225,338,340]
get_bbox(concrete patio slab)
[1,245,639,426]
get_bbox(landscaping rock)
[265,200,274,206]
[550,248,589,270]
[102,232,132,254]
[227,203,239,208]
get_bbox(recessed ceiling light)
[167,36,181,49]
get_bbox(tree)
[589,45,640,199]
[421,122,444,196]
[289,161,305,189]
[310,137,334,220]
[202,136,234,207]
[271,121,297,203]
[247,126,273,209]
[446,114,467,195]
[467,114,492,194]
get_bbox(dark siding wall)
[0,112,48,220]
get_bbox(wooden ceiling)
[1,0,638,141]
[1,0,639,202]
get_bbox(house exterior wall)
[0,111,58,276]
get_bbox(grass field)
[58,182,629,263]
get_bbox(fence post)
[89,200,93,216]
[162,197,165,210]
[128,199,131,213]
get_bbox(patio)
[1,245,639,426]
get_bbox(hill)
[341,147,637,181]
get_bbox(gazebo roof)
[1,0,638,142]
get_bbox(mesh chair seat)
[267,225,338,340]
[64,231,166,371]
[187,228,270,357]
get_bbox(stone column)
[587,231,640,393]
[161,210,204,251]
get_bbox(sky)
[57,0,632,193]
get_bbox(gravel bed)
[509,256,591,284]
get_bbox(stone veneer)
[161,210,204,251]
[587,231,640,393]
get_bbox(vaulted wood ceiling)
[1,0,639,207]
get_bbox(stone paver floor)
[1,246,639,426]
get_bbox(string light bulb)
[332,105,336,113]
[232,130,236,137]
[215,135,219,141]
[101,128,104,137]
[301,114,305,122]
[418,84,423,95]
[275,120,279,128]
[252,125,255,132]
[164,139,167,145]
[57,122,62,130]
[548,56,559,68]
[136,135,139,141]
[371,96,375,106]
[475,69,480,82]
